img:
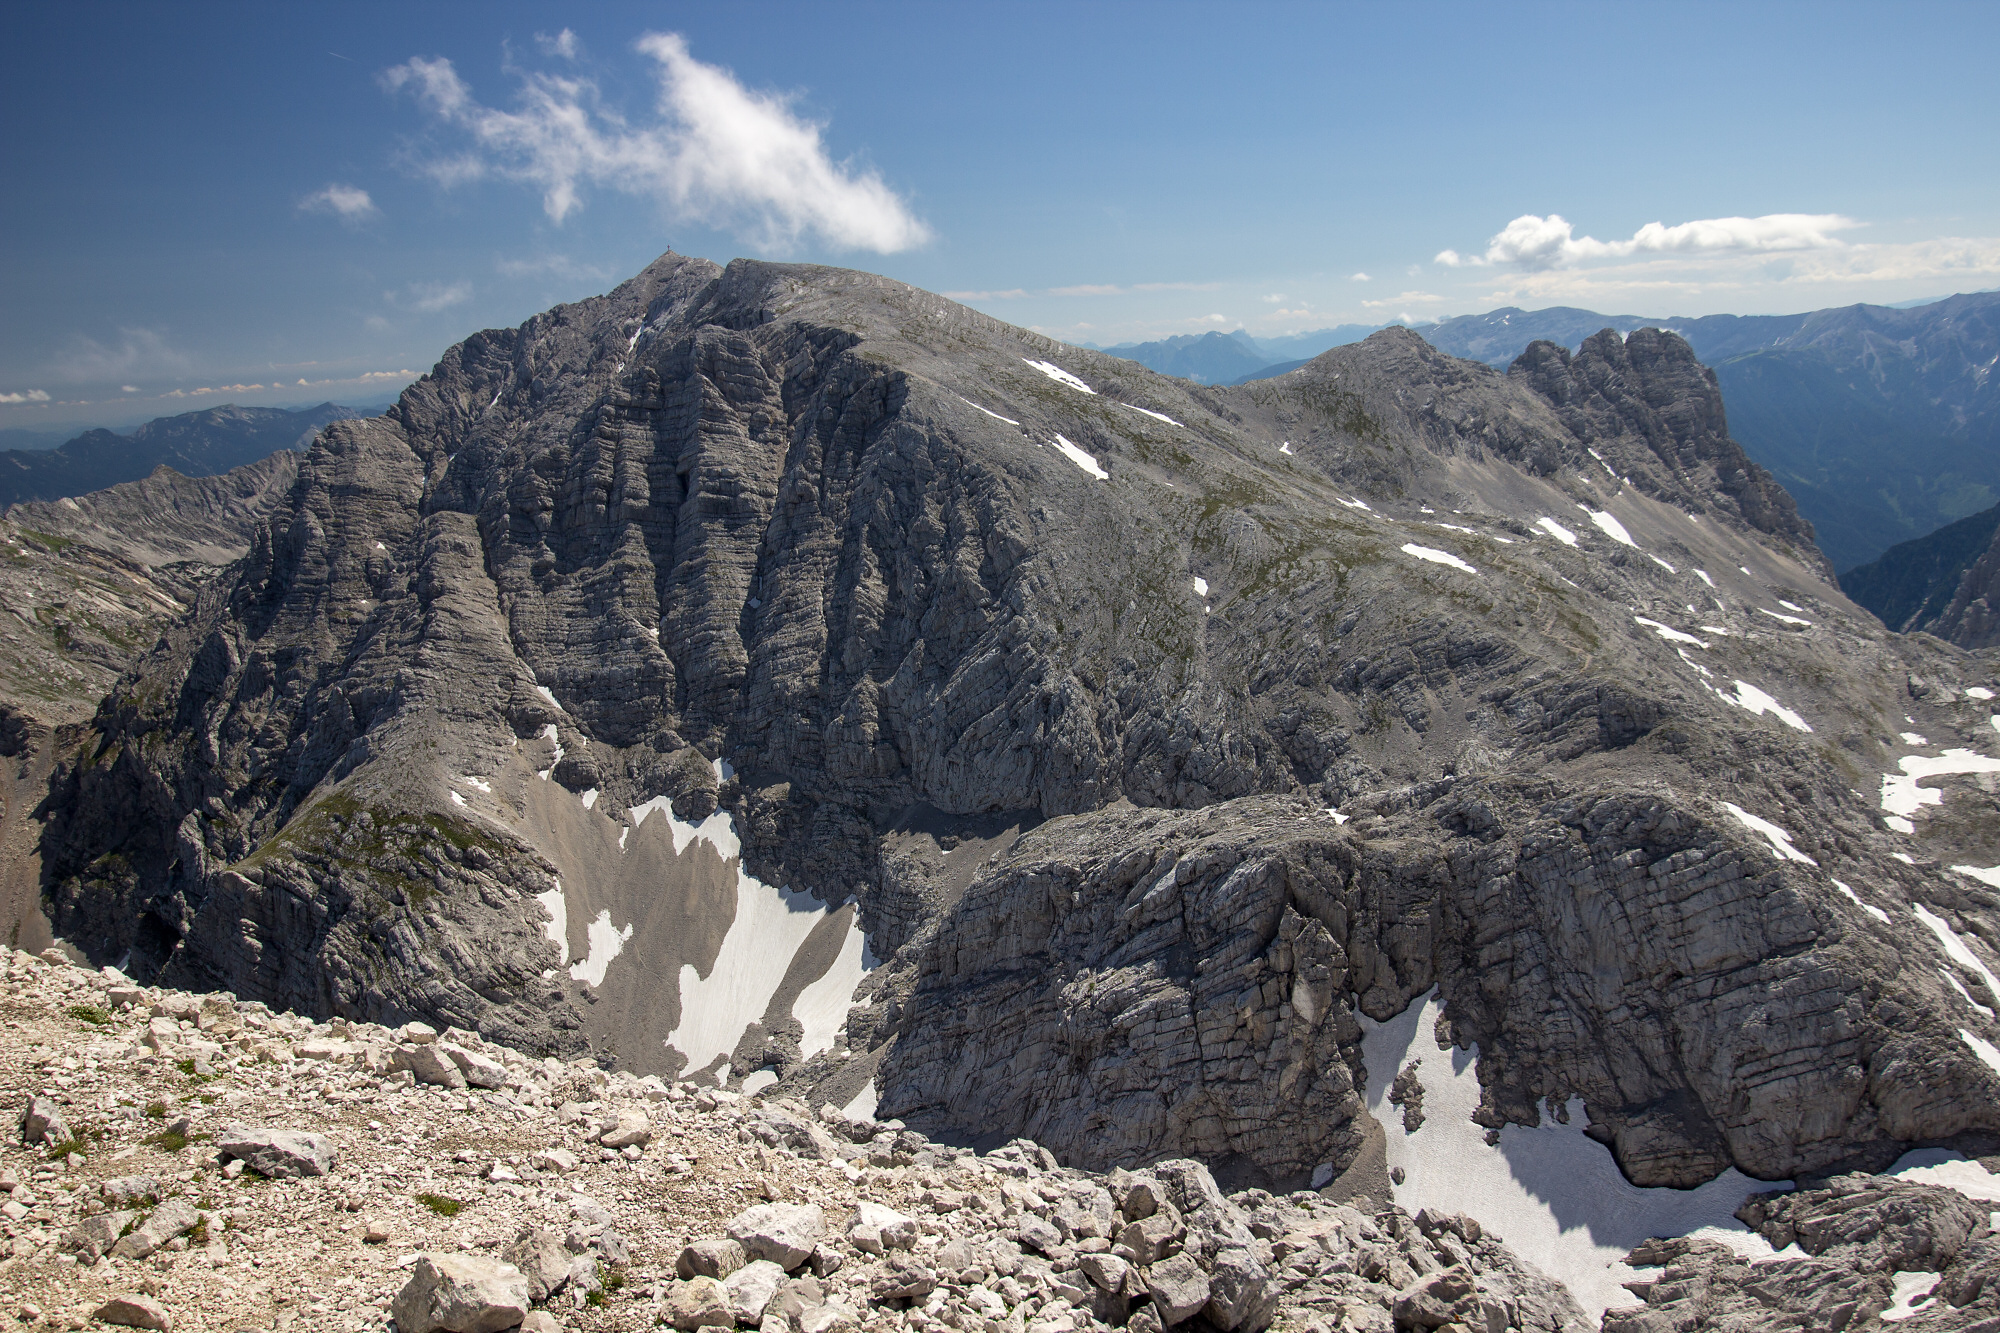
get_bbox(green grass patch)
[144,1101,167,1119]
[143,1130,188,1153]
[67,1003,111,1026]
[417,1192,463,1217]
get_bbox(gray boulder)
[728,1203,825,1271]
[391,1253,532,1333]
[216,1126,336,1178]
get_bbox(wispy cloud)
[298,183,380,223]
[1437,212,1859,269]
[496,253,612,282]
[0,390,50,404]
[945,280,1221,300]
[382,32,929,253]
[534,28,581,60]
[44,328,191,385]
[1350,272,1371,282]
[393,280,472,313]
[1361,291,1446,309]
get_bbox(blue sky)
[5,1,1999,429]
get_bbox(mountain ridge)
[19,252,2000,1292]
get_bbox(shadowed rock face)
[31,251,2000,1197]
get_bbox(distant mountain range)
[1091,326,1382,384]
[0,402,362,508]
[1407,294,2000,572]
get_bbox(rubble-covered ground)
[4,944,1999,1333]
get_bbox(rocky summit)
[13,250,2000,1327]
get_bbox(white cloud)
[45,327,189,385]
[382,32,930,252]
[942,288,1030,300]
[1197,313,1232,324]
[1262,293,1285,303]
[0,390,50,404]
[1350,272,1371,282]
[298,183,379,222]
[1362,290,1446,309]
[535,28,581,59]
[395,280,472,313]
[120,385,138,393]
[496,253,612,282]
[1437,212,1859,269]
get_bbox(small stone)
[110,1200,200,1261]
[1080,1252,1131,1293]
[665,1276,734,1330]
[92,1294,170,1331]
[215,1127,337,1178]
[725,1259,788,1324]
[869,1260,938,1302]
[533,1148,578,1174]
[364,1220,391,1244]
[1146,1255,1210,1326]
[793,1301,859,1333]
[519,1315,560,1333]
[391,1253,531,1333]
[401,1022,439,1044]
[677,1238,748,1280]
[397,1043,468,1089]
[598,1108,652,1148]
[441,1043,510,1090]
[19,1095,68,1147]
[99,1176,161,1208]
[728,1203,825,1271]
[64,1210,136,1262]
[845,1201,917,1255]
[502,1226,571,1302]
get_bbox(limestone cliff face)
[34,252,2000,1196]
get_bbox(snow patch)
[667,879,849,1073]
[570,909,634,988]
[449,790,467,808]
[1969,687,1995,701]
[1720,802,1817,865]
[1050,434,1108,480]
[537,724,564,781]
[1192,577,1209,598]
[1954,865,2000,889]
[957,396,1020,426]
[1831,879,1893,925]
[1758,608,1812,627]
[1634,617,1707,648]
[1119,403,1183,426]
[841,1080,879,1122]
[1278,442,1294,456]
[462,776,492,793]
[1323,808,1350,825]
[1882,1271,1941,1322]
[1882,749,2000,821]
[1585,509,1636,547]
[535,685,559,710]
[1719,680,1811,732]
[580,788,598,810]
[793,913,876,1059]
[1901,732,1930,746]
[1962,1030,2000,1078]
[1338,497,1372,511]
[739,1070,778,1095]
[1912,903,2000,1010]
[1361,988,1777,1320]
[1890,1149,2000,1202]
[1535,517,1579,546]
[1693,569,1715,588]
[1022,359,1095,394]
[537,884,569,966]
[1649,555,1677,573]
[628,796,741,862]
[1400,544,1477,575]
